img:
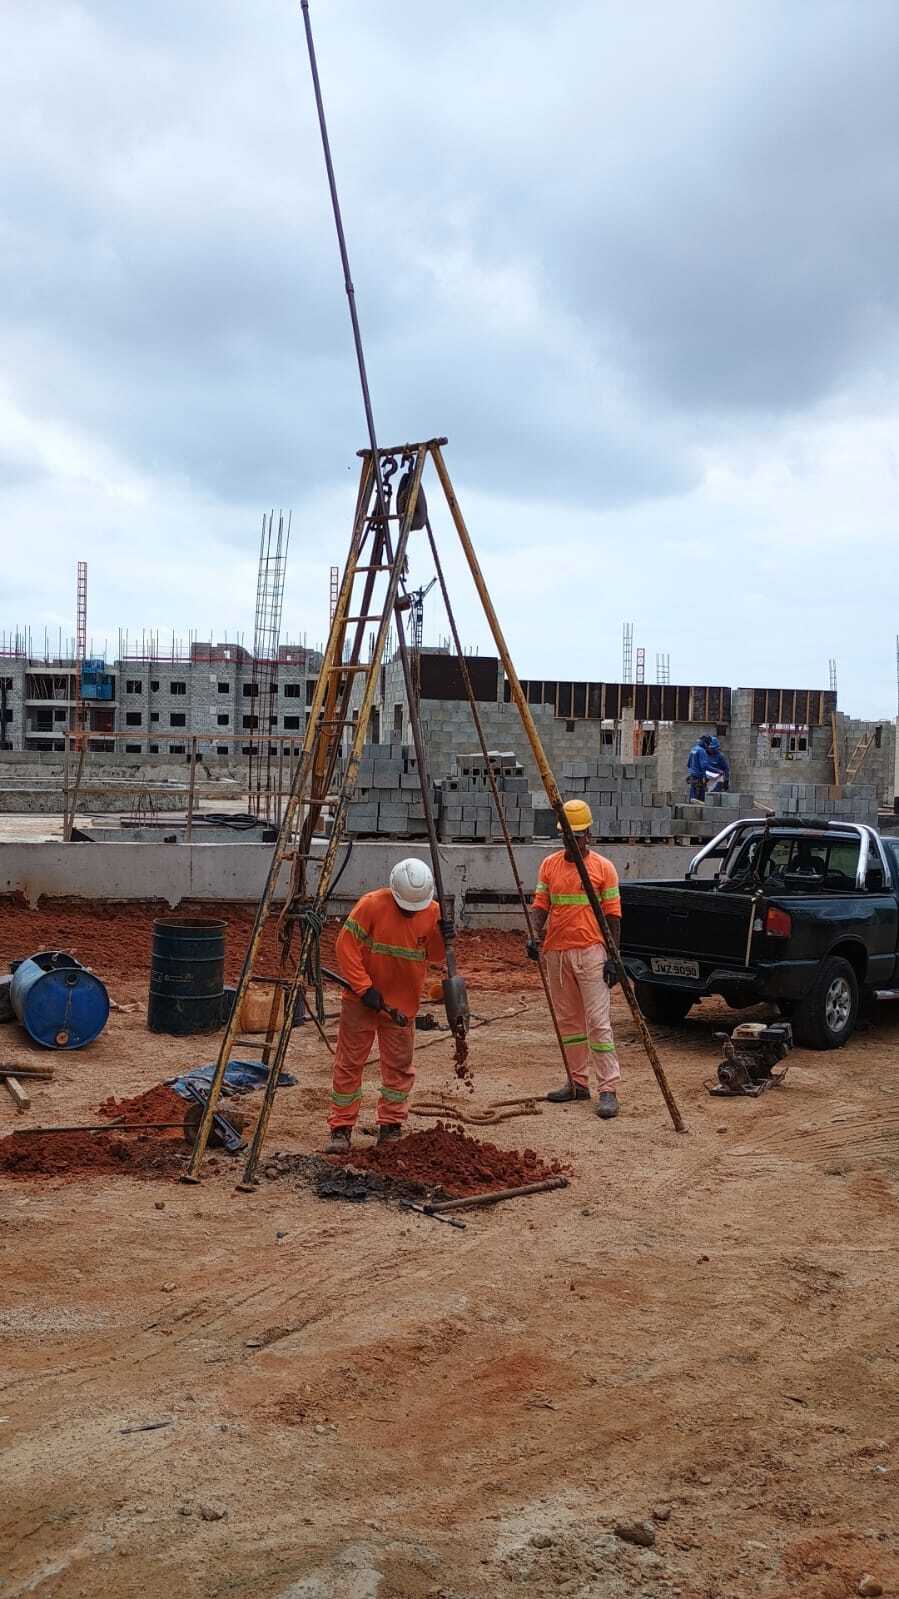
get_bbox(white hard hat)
[389,857,435,912]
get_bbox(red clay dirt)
[0,1127,186,1180]
[333,1122,568,1197]
[0,894,540,994]
[96,1083,187,1126]
[2,970,899,1598]
[0,1083,190,1181]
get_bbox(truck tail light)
[765,905,792,939]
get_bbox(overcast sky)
[2,0,898,714]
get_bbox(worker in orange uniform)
[528,799,623,1119]
[325,858,446,1153]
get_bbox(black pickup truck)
[620,818,899,1048]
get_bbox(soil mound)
[0,1128,186,1180]
[333,1122,568,1198]
[96,1083,187,1126]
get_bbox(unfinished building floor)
[0,906,897,1599]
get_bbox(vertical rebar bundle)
[248,511,291,820]
[622,621,634,684]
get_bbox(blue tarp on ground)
[169,1060,297,1098]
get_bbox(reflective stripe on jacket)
[335,887,444,1016]
[532,849,621,953]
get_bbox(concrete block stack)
[670,790,768,839]
[437,751,535,841]
[344,743,432,837]
[558,757,769,840]
[772,781,879,827]
[559,756,680,839]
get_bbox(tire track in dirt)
[729,1106,899,1164]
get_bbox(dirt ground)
[1,901,897,1599]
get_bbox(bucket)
[10,951,110,1049]
[147,917,226,1036]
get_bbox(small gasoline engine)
[708,1021,793,1097]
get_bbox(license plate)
[650,957,700,978]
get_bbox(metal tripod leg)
[430,443,687,1135]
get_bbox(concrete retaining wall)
[0,838,699,923]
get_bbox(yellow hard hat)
[557,798,593,833]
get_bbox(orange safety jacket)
[335,888,444,1017]
[532,849,621,953]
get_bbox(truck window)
[765,841,797,878]
[822,840,860,888]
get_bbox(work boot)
[597,1091,619,1120]
[377,1123,402,1144]
[546,1082,590,1103]
[324,1127,352,1154]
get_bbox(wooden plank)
[4,1076,31,1113]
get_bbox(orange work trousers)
[544,945,621,1092]
[328,994,416,1130]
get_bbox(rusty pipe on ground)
[426,1176,569,1212]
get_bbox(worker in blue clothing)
[706,736,730,793]
[687,735,716,801]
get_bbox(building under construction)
[0,637,895,808]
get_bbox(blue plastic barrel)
[10,951,110,1049]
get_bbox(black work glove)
[361,986,383,1011]
[603,961,620,989]
[439,918,455,941]
[526,939,541,962]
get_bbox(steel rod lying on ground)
[427,1176,569,1212]
[12,1122,186,1135]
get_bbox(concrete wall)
[0,838,698,921]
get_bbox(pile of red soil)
[96,1083,187,1127]
[332,1123,568,1198]
[0,1128,187,1181]
[456,931,541,994]
[0,896,539,993]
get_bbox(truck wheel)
[635,983,694,1024]
[791,956,858,1050]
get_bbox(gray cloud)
[1,0,898,713]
